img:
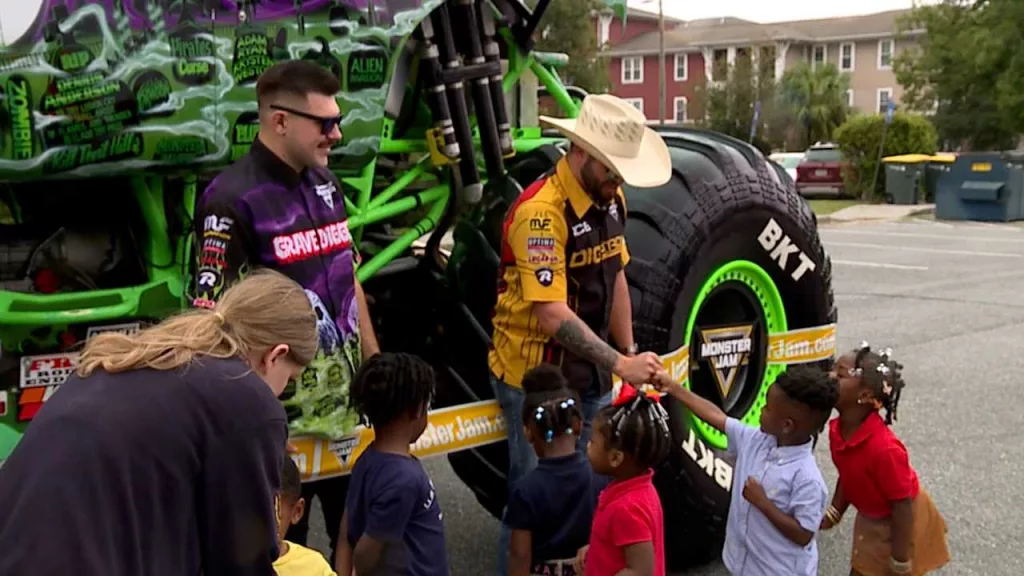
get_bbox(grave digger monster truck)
[0,0,838,570]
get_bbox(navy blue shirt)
[345,445,449,575]
[503,451,608,562]
[0,357,287,576]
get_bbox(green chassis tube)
[0,1,580,459]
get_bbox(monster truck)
[0,0,836,570]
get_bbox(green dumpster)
[923,154,956,202]
[882,154,932,205]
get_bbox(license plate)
[815,169,829,177]
[20,352,79,389]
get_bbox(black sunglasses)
[270,104,343,135]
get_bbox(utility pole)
[658,0,665,125]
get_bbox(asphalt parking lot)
[307,216,1024,575]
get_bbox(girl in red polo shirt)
[574,383,671,576]
[822,343,950,576]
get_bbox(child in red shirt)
[822,343,950,576]
[574,383,671,576]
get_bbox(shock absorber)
[418,17,460,161]
[479,3,514,157]
[431,2,484,205]
[452,0,505,181]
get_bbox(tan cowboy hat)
[539,94,672,188]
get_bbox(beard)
[581,158,618,205]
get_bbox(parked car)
[796,143,848,197]
[769,152,805,184]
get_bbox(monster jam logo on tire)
[757,218,816,281]
[698,325,753,400]
[329,436,360,467]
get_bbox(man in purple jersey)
[191,60,380,563]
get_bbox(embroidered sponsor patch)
[535,267,554,287]
[272,221,352,264]
[527,237,555,251]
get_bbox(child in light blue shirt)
[654,365,837,575]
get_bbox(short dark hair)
[256,60,340,106]
[521,363,582,441]
[348,352,436,428]
[774,365,839,435]
[281,455,302,503]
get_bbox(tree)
[778,62,851,149]
[691,52,782,153]
[527,0,610,94]
[893,1,1018,151]
[834,113,938,200]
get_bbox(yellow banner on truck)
[290,323,836,481]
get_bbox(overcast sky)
[629,0,934,23]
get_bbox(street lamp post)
[658,0,664,125]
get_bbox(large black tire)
[433,132,835,572]
[624,127,835,571]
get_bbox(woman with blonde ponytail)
[0,269,319,576]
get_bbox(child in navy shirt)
[335,353,449,576]
[503,364,607,576]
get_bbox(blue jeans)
[492,373,612,576]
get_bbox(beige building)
[605,9,924,118]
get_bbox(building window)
[812,45,826,68]
[674,53,688,81]
[621,56,644,84]
[840,43,855,71]
[759,45,777,80]
[673,97,688,122]
[877,88,893,114]
[713,49,728,81]
[623,98,644,113]
[878,39,893,69]
[846,89,854,108]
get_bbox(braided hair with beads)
[348,352,436,428]
[521,364,583,443]
[595,384,672,469]
[851,342,906,425]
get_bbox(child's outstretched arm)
[615,542,656,576]
[651,370,726,432]
[508,529,533,576]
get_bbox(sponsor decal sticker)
[86,322,141,339]
[20,353,77,389]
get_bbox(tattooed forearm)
[554,318,620,372]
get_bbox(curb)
[817,205,935,226]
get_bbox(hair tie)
[213,311,226,325]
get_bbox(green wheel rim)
[682,259,787,451]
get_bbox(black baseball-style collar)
[249,135,304,189]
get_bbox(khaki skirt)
[851,488,951,576]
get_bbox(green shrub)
[833,113,938,200]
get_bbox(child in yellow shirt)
[275,457,338,576]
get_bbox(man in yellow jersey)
[489,94,673,573]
